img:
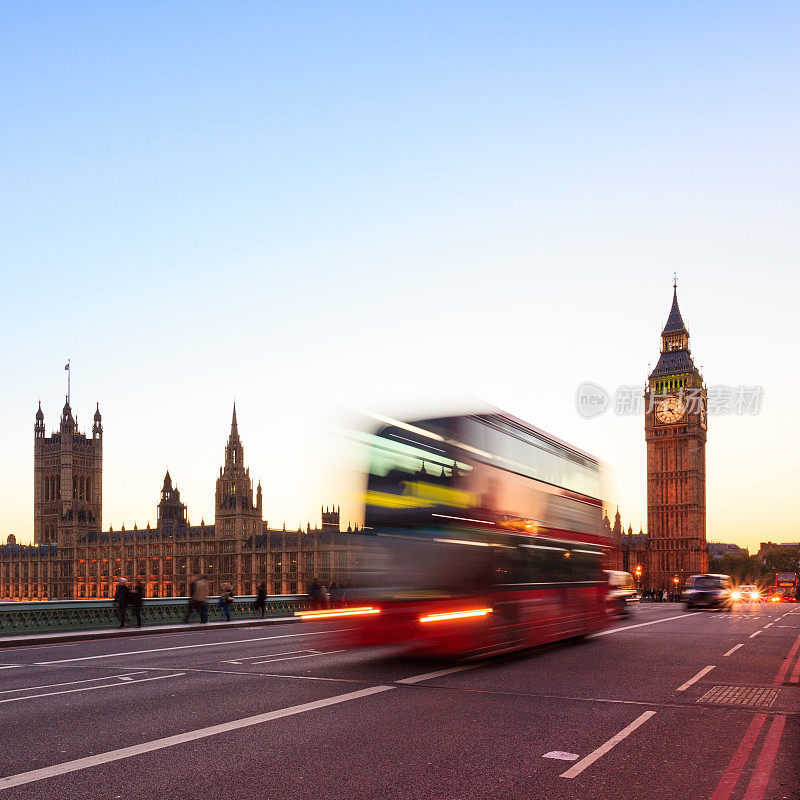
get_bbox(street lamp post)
[635,565,642,595]
[673,575,680,601]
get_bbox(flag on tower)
[65,362,69,370]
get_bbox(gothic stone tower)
[645,284,708,590]
[215,404,263,541]
[157,471,188,534]
[34,399,103,546]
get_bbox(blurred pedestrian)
[329,580,342,608]
[308,578,328,610]
[114,577,130,628]
[219,582,234,622]
[253,581,267,618]
[184,575,198,623]
[131,577,145,628]
[194,575,210,623]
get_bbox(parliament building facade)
[1,403,358,600]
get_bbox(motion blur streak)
[419,609,493,623]
[297,608,380,621]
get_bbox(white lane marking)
[560,711,656,779]
[591,613,694,638]
[749,630,762,639]
[33,629,350,665]
[222,649,319,665]
[764,623,773,628]
[677,665,715,692]
[724,644,744,657]
[396,665,477,685]
[119,677,133,681]
[0,673,145,695]
[0,673,184,705]
[251,650,344,665]
[0,665,22,670]
[0,684,393,791]
[544,751,579,761]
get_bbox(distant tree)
[708,554,770,586]
[760,546,800,577]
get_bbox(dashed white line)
[677,665,715,692]
[396,665,478,685]
[0,685,393,790]
[560,711,656,778]
[222,650,318,665]
[0,673,184,705]
[250,650,345,665]
[0,672,145,695]
[33,629,350,665]
[749,630,762,639]
[591,613,695,637]
[724,644,744,657]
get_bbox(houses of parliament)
[1,284,709,599]
[0,402,357,600]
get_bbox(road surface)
[0,603,798,799]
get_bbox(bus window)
[571,550,602,582]
[519,545,551,583]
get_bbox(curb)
[0,616,300,649]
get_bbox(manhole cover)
[697,686,779,707]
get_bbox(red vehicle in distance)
[770,572,799,603]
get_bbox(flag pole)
[67,359,70,406]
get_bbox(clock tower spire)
[645,281,708,590]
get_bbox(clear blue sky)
[2,2,799,549]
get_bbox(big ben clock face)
[656,396,686,424]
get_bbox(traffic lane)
[401,610,744,706]
[0,670,765,800]
[0,662,373,778]
[1,620,328,666]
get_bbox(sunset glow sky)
[1,2,798,551]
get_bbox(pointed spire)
[662,280,687,334]
[230,402,238,437]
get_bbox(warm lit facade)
[0,403,359,600]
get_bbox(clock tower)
[645,282,708,590]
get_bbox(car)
[731,584,761,603]
[605,570,638,617]
[683,574,733,610]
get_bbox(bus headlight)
[731,591,741,600]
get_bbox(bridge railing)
[0,595,310,636]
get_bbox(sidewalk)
[0,614,299,649]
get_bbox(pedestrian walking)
[308,578,328,610]
[131,577,145,628]
[194,574,210,623]
[253,581,267,618]
[329,580,343,608]
[219,582,234,622]
[184,575,198,623]
[114,577,130,628]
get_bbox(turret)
[35,401,45,438]
[93,402,102,439]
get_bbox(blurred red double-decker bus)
[311,411,612,658]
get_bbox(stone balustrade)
[0,595,309,636]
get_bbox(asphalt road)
[1,603,798,800]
